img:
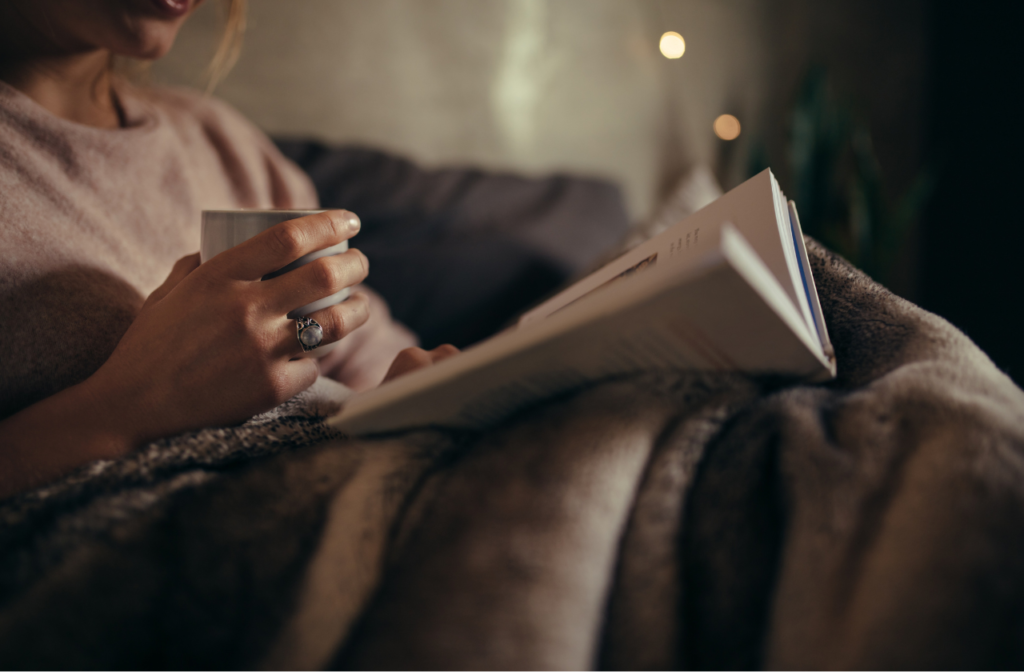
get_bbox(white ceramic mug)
[200,209,352,357]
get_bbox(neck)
[0,3,122,130]
[0,51,121,129]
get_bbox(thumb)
[144,253,201,309]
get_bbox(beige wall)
[153,0,773,219]
[152,0,924,224]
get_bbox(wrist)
[68,367,150,457]
[0,374,141,499]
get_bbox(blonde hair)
[206,0,248,92]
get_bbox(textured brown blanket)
[1,239,1023,669]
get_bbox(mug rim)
[202,208,327,215]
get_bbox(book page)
[770,175,820,349]
[518,216,720,327]
[517,169,799,328]
[788,201,834,363]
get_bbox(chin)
[112,17,188,60]
[124,33,178,60]
[105,0,197,60]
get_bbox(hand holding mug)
[87,209,371,444]
[200,209,357,357]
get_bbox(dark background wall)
[919,0,1024,385]
[747,0,1023,385]
[750,0,929,299]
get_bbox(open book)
[329,169,836,435]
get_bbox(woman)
[0,0,456,497]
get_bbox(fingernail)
[346,212,361,233]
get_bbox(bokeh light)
[659,32,686,59]
[713,114,741,140]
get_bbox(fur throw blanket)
[1,239,1023,669]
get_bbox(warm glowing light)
[713,114,741,141]
[659,31,686,59]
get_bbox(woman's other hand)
[382,344,461,384]
[315,286,419,392]
[0,210,369,497]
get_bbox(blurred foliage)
[752,67,933,286]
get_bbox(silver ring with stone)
[296,316,324,352]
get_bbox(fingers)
[382,344,461,384]
[278,292,371,357]
[430,344,460,365]
[277,357,321,403]
[216,210,361,281]
[384,347,433,382]
[144,253,201,309]
[262,248,369,315]
[432,343,460,357]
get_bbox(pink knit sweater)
[0,81,318,419]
